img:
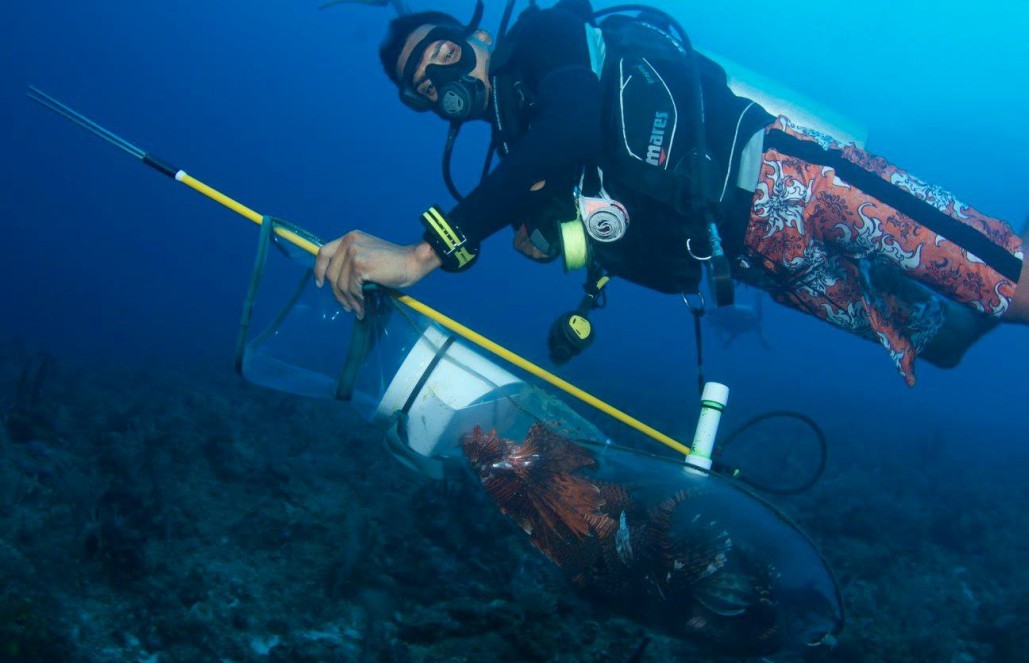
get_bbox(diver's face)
[395,24,493,114]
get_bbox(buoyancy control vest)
[489,3,774,294]
[597,14,773,222]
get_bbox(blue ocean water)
[1,1,1026,660]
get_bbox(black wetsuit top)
[446,0,774,293]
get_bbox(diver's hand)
[314,232,441,319]
[513,224,553,262]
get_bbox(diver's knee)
[920,344,964,369]
[921,302,1001,369]
[1007,229,1029,322]
[1006,265,1029,323]
[1006,300,1029,324]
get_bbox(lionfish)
[462,423,783,654]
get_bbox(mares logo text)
[647,111,669,167]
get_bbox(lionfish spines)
[463,423,626,569]
[461,426,504,468]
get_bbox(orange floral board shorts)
[741,117,1023,385]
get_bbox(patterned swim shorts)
[741,116,1024,385]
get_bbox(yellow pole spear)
[26,86,691,457]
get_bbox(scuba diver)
[706,294,772,351]
[313,0,1028,385]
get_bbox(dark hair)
[379,11,463,85]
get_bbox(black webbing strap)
[337,286,388,401]
[234,215,277,374]
[683,292,705,396]
[764,129,1022,283]
[400,335,457,415]
[693,307,704,397]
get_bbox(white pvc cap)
[685,382,730,475]
[701,382,730,406]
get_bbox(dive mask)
[398,1,488,122]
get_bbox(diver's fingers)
[331,274,358,315]
[324,252,357,314]
[339,234,370,319]
[314,237,343,288]
[322,231,365,313]
[334,236,356,313]
[331,259,358,314]
[334,231,368,314]
[350,277,366,320]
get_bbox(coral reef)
[0,340,1024,661]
